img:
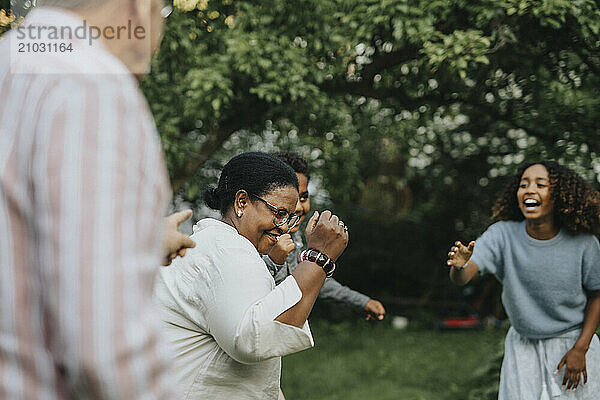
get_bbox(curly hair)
[492,161,600,236]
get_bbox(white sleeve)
[205,247,313,364]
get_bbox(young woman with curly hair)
[447,161,600,400]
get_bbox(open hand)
[446,241,475,268]
[163,210,196,266]
[268,233,296,265]
[556,347,587,392]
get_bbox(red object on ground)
[441,316,480,328]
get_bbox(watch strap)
[301,248,336,278]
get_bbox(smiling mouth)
[523,198,541,210]
[265,232,280,242]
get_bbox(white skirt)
[499,327,600,400]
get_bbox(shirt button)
[270,270,275,276]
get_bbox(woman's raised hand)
[305,210,349,261]
[446,240,475,268]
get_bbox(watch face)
[316,253,328,267]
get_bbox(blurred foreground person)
[266,152,386,321]
[0,0,191,398]
[447,161,600,399]
[154,152,349,399]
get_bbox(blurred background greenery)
[142,0,599,305]
[2,0,599,398]
[2,0,598,304]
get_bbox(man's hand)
[268,234,296,265]
[163,210,196,266]
[365,299,386,321]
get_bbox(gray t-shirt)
[470,220,600,339]
[262,232,370,312]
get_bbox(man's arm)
[35,76,172,398]
[318,277,370,311]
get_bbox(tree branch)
[360,45,421,81]
[322,75,552,142]
[320,79,439,109]
[170,102,268,192]
[170,127,233,192]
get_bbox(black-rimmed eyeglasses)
[251,194,300,230]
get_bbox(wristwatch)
[300,248,336,278]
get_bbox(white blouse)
[154,218,314,399]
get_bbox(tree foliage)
[1,0,598,298]
[141,0,600,298]
[0,0,15,37]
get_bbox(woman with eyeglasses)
[154,152,348,399]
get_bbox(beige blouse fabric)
[154,218,314,400]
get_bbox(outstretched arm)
[556,290,600,392]
[318,278,386,320]
[318,278,369,310]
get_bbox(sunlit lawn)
[281,318,505,400]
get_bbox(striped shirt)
[0,8,173,399]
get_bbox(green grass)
[281,318,506,400]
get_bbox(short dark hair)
[492,160,600,235]
[204,152,299,214]
[271,151,310,181]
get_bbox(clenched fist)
[268,233,296,265]
[365,299,386,321]
[305,210,349,261]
